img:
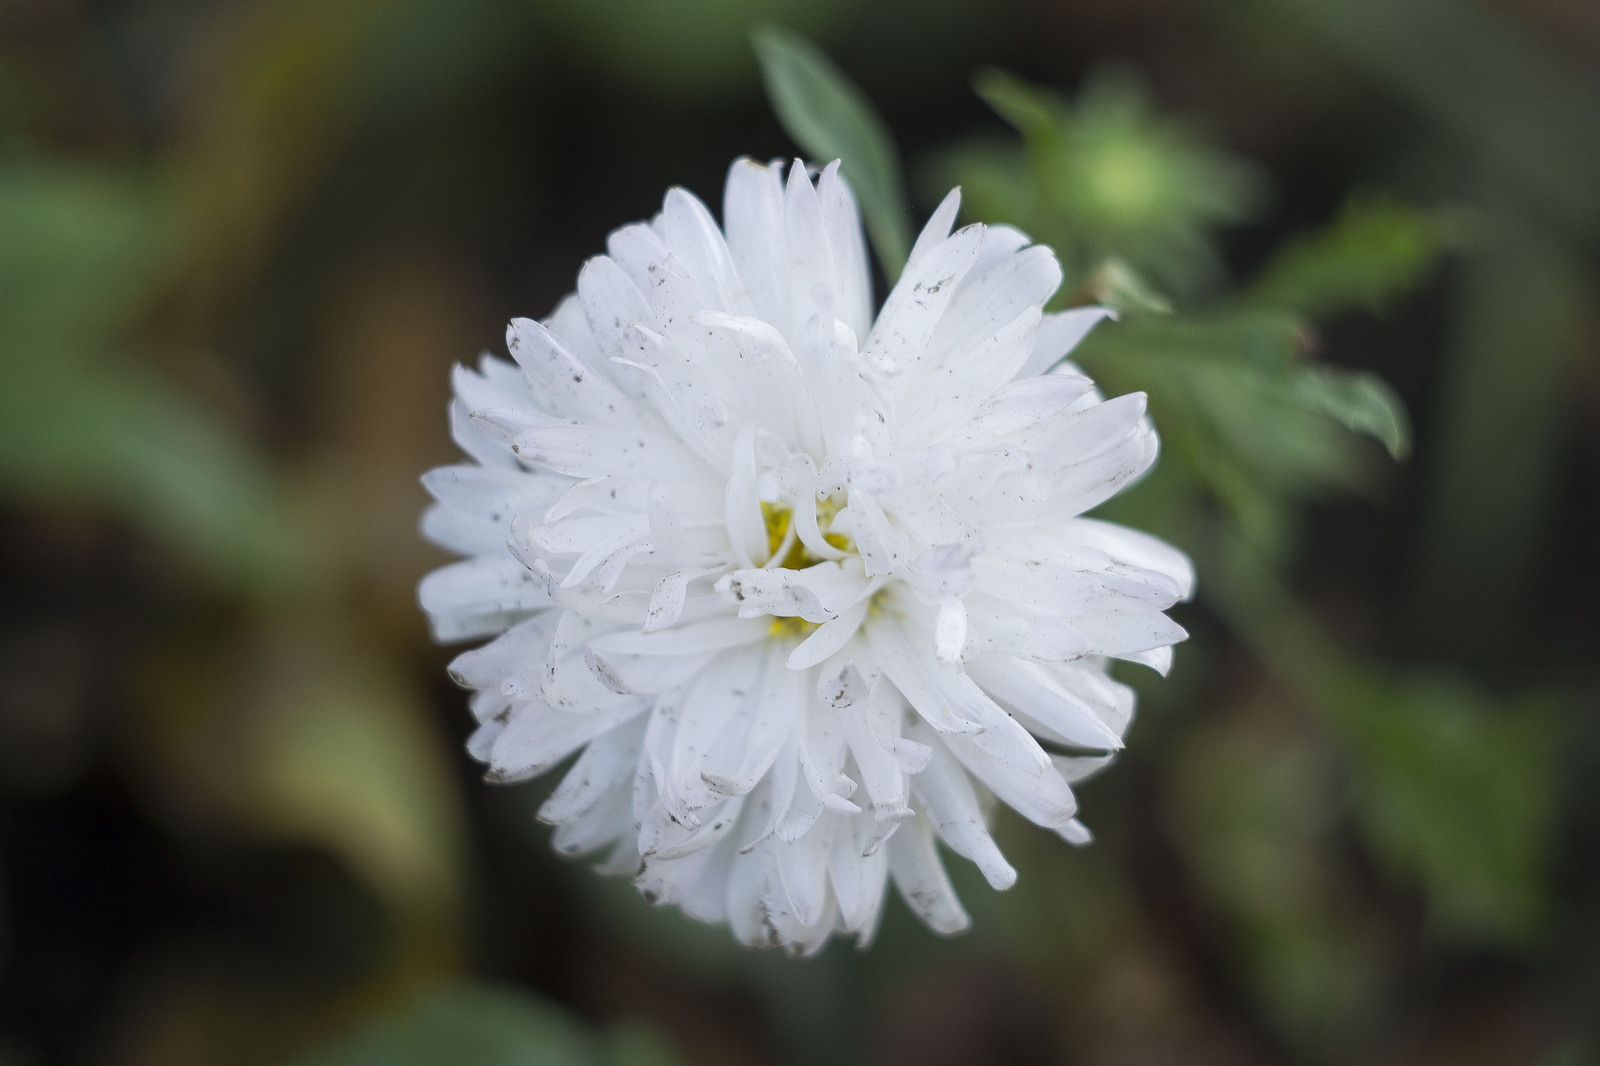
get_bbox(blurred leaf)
[138,627,469,955]
[1410,210,1584,659]
[291,983,681,1066]
[1205,532,1558,946]
[753,24,911,275]
[1328,671,1554,944]
[0,161,315,599]
[1244,198,1453,319]
[971,67,1060,143]
[0,362,314,599]
[0,164,167,336]
[1078,312,1371,536]
[949,67,1264,295]
[1172,702,1388,1055]
[1284,366,1411,460]
[1257,0,1600,237]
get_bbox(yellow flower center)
[758,499,855,638]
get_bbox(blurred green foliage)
[917,61,1554,954]
[0,161,312,601]
[957,67,1264,297]
[0,2,1595,1065]
[760,34,1577,1050]
[293,984,681,1066]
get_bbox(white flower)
[419,158,1193,954]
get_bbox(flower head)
[419,158,1193,953]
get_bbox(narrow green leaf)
[0,361,316,600]
[751,24,910,276]
[1245,198,1453,318]
[971,67,1064,142]
[1286,366,1412,461]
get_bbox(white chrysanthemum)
[419,158,1192,954]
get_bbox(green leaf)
[0,361,315,599]
[1285,365,1412,461]
[1205,535,1557,949]
[957,66,1263,296]
[1245,198,1453,318]
[291,983,682,1066]
[971,67,1063,142]
[0,160,316,600]
[751,24,910,276]
[1329,671,1555,946]
[138,628,470,940]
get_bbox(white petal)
[421,504,504,557]
[605,221,670,293]
[589,616,768,657]
[550,784,631,856]
[422,463,565,520]
[919,244,1061,380]
[830,814,889,933]
[644,566,723,632]
[419,556,551,622]
[963,595,1092,663]
[1121,645,1175,675]
[775,827,831,926]
[506,317,644,425]
[899,304,1044,443]
[512,423,709,481]
[1015,306,1114,380]
[1010,392,1147,468]
[538,715,648,824]
[783,158,840,333]
[786,596,870,669]
[1069,600,1189,658]
[965,654,1126,750]
[1064,517,1196,601]
[447,611,558,689]
[886,814,970,935]
[703,642,801,797]
[723,158,789,335]
[1042,422,1161,518]
[1050,751,1116,784]
[904,187,962,273]
[450,399,518,470]
[659,186,744,313]
[944,729,1077,829]
[1056,819,1094,846]
[939,372,1097,446]
[816,160,873,341]
[908,731,1016,890]
[487,697,648,783]
[670,651,763,811]
[648,795,746,861]
[867,619,984,734]
[839,682,910,818]
[726,846,793,949]
[864,223,983,370]
[577,254,651,361]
